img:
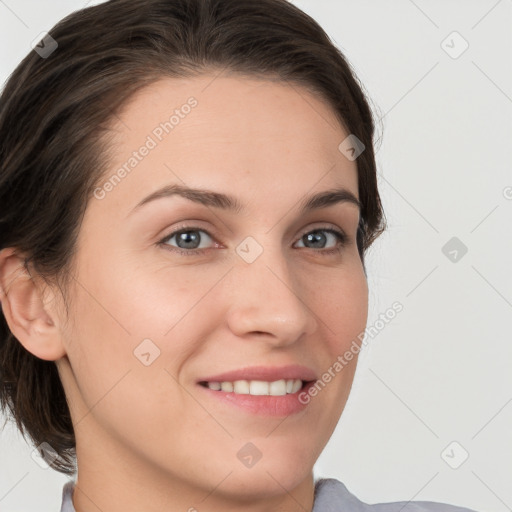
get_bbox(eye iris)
[167,228,338,253]
[305,231,326,249]
[177,230,200,249]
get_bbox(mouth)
[195,365,318,416]
[198,378,313,396]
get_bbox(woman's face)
[56,72,368,506]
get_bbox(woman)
[0,0,478,511]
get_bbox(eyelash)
[157,223,349,257]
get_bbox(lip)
[197,364,317,384]
[197,380,317,417]
[196,364,318,417]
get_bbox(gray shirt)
[60,477,478,511]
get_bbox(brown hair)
[0,0,386,475]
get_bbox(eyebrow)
[128,183,361,217]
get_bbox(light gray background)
[0,1,511,511]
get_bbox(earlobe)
[0,247,67,361]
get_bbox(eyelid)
[157,220,351,255]
[297,222,344,238]
[159,221,221,246]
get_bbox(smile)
[199,378,304,396]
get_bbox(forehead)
[98,73,359,214]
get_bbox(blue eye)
[296,228,348,254]
[158,225,348,256]
[159,227,215,256]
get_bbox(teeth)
[206,378,303,396]
[269,379,287,396]
[220,382,233,392]
[233,380,249,394]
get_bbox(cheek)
[64,250,217,394]
[63,272,194,445]
[73,243,184,338]
[311,264,369,353]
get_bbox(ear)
[0,247,67,361]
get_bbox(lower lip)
[197,381,316,416]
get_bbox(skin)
[0,72,368,512]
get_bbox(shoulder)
[313,478,479,512]
[60,480,76,512]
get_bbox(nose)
[225,245,318,347]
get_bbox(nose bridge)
[226,238,318,343]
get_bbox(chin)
[218,445,315,499]
[219,464,313,501]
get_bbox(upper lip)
[197,364,317,383]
